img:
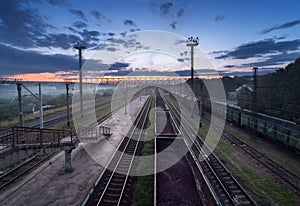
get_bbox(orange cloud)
[7,72,77,82]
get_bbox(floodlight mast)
[186,37,199,93]
[73,43,86,117]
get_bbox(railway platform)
[0,96,149,205]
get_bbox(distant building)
[228,84,253,102]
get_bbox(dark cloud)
[72,21,87,29]
[224,65,236,68]
[46,0,71,7]
[107,32,115,37]
[215,15,225,22]
[90,10,105,20]
[170,21,177,29]
[176,8,184,18]
[69,9,87,21]
[108,62,129,70]
[65,26,102,48]
[106,47,118,52]
[241,52,300,67]
[0,0,52,48]
[160,2,173,15]
[130,28,140,32]
[177,57,188,62]
[0,43,77,75]
[215,38,300,59]
[260,20,300,34]
[36,33,82,49]
[124,19,136,27]
[218,69,279,77]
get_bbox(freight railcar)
[202,99,300,151]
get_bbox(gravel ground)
[156,148,201,206]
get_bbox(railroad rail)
[0,152,53,191]
[162,91,256,205]
[203,118,300,193]
[82,95,152,206]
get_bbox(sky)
[1,0,300,81]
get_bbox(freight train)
[175,92,300,151]
[202,98,300,151]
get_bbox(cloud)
[224,65,236,68]
[108,62,130,70]
[215,15,225,22]
[0,0,52,48]
[160,2,173,15]
[170,21,177,29]
[107,32,116,37]
[69,9,87,21]
[90,10,104,20]
[46,0,71,7]
[260,20,300,34]
[72,21,87,29]
[241,52,300,67]
[0,43,77,75]
[36,33,82,49]
[215,38,300,59]
[124,19,136,27]
[218,69,279,77]
[176,8,184,18]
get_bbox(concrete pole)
[74,43,86,117]
[191,46,194,118]
[66,83,70,127]
[124,81,127,115]
[39,83,43,129]
[79,48,83,117]
[191,45,194,93]
[17,83,24,127]
[139,80,141,102]
[253,67,258,137]
[65,149,73,173]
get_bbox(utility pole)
[39,83,43,128]
[199,80,203,128]
[253,67,258,137]
[74,43,86,117]
[64,79,74,127]
[124,80,127,115]
[16,80,24,127]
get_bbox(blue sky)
[1,0,300,80]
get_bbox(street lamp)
[73,43,86,117]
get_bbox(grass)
[197,111,300,205]
[211,128,300,205]
[236,165,299,205]
[132,139,154,206]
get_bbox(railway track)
[163,92,256,205]
[82,96,152,206]
[203,118,300,193]
[0,152,52,192]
